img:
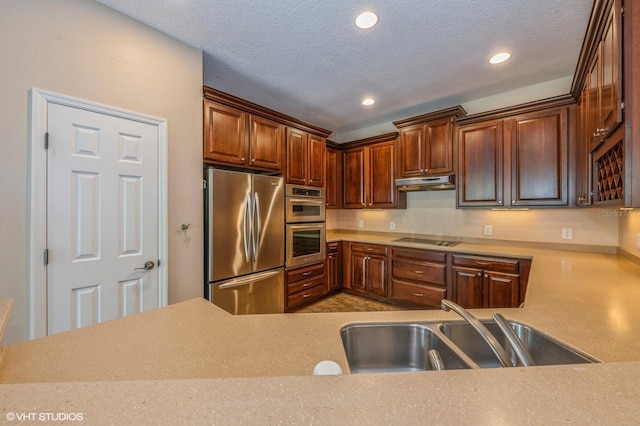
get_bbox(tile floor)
[296,292,403,313]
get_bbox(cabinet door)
[286,128,307,185]
[307,134,325,187]
[203,100,247,166]
[599,0,623,135]
[349,251,367,292]
[366,254,388,297]
[510,107,569,206]
[425,118,454,175]
[249,115,283,171]
[368,141,397,208]
[452,266,483,309]
[397,125,424,178]
[586,52,601,149]
[457,121,504,207]
[342,148,365,208]
[485,272,519,308]
[575,86,592,205]
[325,147,342,208]
[326,242,342,292]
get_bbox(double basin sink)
[341,320,599,373]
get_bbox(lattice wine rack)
[595,141,624,202]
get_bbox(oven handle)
[287,223,325,231]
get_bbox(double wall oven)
[285,184,326,268]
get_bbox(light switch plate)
[562,228,573,240]
[358,220,364,229]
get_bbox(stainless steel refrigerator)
[205,168,285,314]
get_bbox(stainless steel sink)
[341,320,599,374]
[340,323,473,373]
[438,321,599,368]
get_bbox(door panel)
[47,103,159,335]
[252,174,284,272]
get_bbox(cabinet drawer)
[390,279,446,309]
[392,260,446,287]
[392,247,447,263]
[286,262,324,282]
[287,284,325,309]
[350,243,388,256]
[452,255,519,273]
[327,242,341,253]
[287,275,325,295]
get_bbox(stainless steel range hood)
[395,175,455,191]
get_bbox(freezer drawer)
[209,268,284,314]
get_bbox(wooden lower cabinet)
[451,254,529,309]
[285,262,325,312]
[326,242,343,293]
[344,243,388,299]
[389,247,449,309]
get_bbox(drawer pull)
[411,292,424,297]
[413,270,424,274]
[302,282,313,287]
[475,261,492,266]
[367,248,373,251]
[302,271,312,276]
[302,293,311,298]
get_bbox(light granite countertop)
[1,233,640,424]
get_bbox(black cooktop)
[392,237,460,247]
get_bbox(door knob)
[135,261,155,271]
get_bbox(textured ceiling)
[95,0,593,142]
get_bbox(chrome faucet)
[441,299,513,367]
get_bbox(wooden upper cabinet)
[285,128,307,185]
[325,145,342,209]
[367,140,398,208]
[599,0,623,138]
[457,120,504,207]
[203,100,247,166]
[509,107,569,207]
[342,147,365,208]
[248,115,284,171]
[203,100,283,172]
[394,106,465,178]
[285,128,325,187]
[203,87,331,175]
[457,98,571,208]
[341,133,406,209]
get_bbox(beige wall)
[620,213,640,260]
[0,0,203,344]
[327,191,620,248]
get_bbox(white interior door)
[46,102,161,335]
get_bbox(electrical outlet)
[358,220,364,229]
[484,225,492,236]
[389,221,396,230]
[562,228,573,240]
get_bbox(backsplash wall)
[326,191,619,247]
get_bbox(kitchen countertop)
[1,233,640,423]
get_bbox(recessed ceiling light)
[489,52,511,64]
[362,98,375,106]
[355,11,378,29]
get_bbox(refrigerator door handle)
[243,193,251,262]
[218,270,280,289]
[252,192,261,262]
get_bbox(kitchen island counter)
[1,236,640,423]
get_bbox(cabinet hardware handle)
[485,274,488,278]
[596,127,608,135]
[302,271,312,276]
[497,201,502,204]
[475,261,491,266]
[302,293,311,298]
[362,202,365,206]
[241,157,245,161]
[309,179,313,183]
[477,272,482,276]
[411,293,424,297]
[367,248,373,251]
[302,282,312,287]
[250,158,255,163]
[413,270,424,274]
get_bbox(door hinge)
[202,179,207,190]
[44,132,49,149]
[43,249,49,265]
